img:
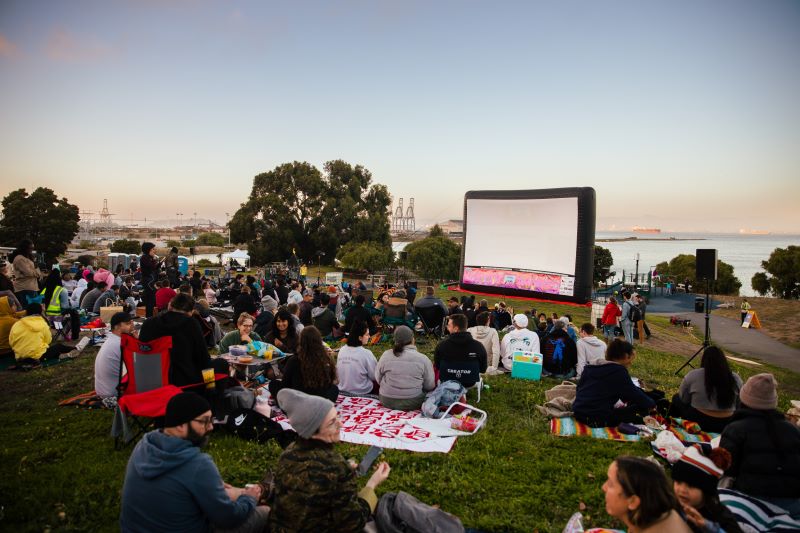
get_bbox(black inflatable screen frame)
[459,187,596,304]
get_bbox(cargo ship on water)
[739,229,770,235]
[632,226,661,234]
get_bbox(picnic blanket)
[719,488,800,532]
[271,393,457,453]
[550,417,719,444]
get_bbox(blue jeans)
[602,324,616,339]
[621,321,634,344]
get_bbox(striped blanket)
[550,417,719,443]
[719,489,800,532]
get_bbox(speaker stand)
[675,278,711,375]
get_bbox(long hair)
[614,456,679,528]
[43,269,62,306]
[296,326,336,389]
[701,346,737,408]
[347,320,368,347]
[271,309,297,341]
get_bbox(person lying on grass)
[270,388,391,533]
[572,339,655,428]
[120,392,269,533]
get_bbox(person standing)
[10,239,43,306]
[164,247,179,288]
[740,298,751,325]
[601,296,622,341]
[140,242,162,318]
[620,292,635,345]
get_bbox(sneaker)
[59,351,79,360]
[74,336,91,353]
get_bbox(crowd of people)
[1,238,797,532]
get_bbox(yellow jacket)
[0,296,25,354]
[9,314,52,360]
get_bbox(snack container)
[229,345,247,357]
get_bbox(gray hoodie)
[467,325,501,370]
[120,430,256,533]
[375,345,435,400]
[576,335,607,378]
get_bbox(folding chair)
[48,315,69,342]
[112,334,180,448]
[438,358,483,403]
[415,305,447,340]
[381,301,415,331]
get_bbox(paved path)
[652,311,800,373]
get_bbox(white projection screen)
[459,188,596,303]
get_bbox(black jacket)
[344,305,375,335]
[720,407,800,498]
[433,331,487,387]
[232,293,257,324]
[541,329,578,376]
[572,361,655,424]
[275,285,290,305]
[254,310,274,338]
[138,311,212,389]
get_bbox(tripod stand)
[675,278,711,375]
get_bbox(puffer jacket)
[720,407,800,498]
[0,296,25,354]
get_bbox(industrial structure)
[391,197,415,233]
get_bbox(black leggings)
[669,394,734,433]
[576,406,645,428]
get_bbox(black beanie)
[164,392,211,427]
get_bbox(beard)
[187,425,210,448]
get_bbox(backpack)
[219,407,297,448]
[628,303,642,322]
[375,491,464,533]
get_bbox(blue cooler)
[511,351,543,381]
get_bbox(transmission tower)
[99,199,115,230]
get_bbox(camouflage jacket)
[269,438,377,533]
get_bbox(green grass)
[1,294,798,532]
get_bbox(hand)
[241,334,252,344]
[681,502,706,530]
[274,339,284,348]
[224,483,243,501]
[243,484,262,501]
[365,461,391,489]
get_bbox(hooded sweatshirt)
[500,327,541,370]
[9,315,51,360]
[0,296,25,354]
[468,325,501,370]
[576,335,607,378]
[433,331,488,387]
[540,328,578,376]
[138,311,211,388]
[120,430,256,533]
[572,360,654,424]
[375,345,435,400]
[311,306,338,337]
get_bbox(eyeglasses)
[192,417,213,427]
[241,323,253,328]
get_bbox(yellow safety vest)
[40,285,64,316]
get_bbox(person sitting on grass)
[572,339,655,427]
[286,302,304,334]
[154,278,177,313]
[120,392,268,533]
[468,311,501,376]
[375,326,435,411]
[80,280,106,313]
[600,455,691,532]
[10,303,86,364]
[92,282,119,314]
[413,285,447,315]
[139,293,214,390]
[576,322,606,379]
[270,388,391,532]
[0,295,25,358]
[669,346,742,433]
[40,268,81,341]
[312,293,341,339]
[268,326,339,404]
[433,313,487,388]
[541,318,578,378]
[719,373,800,519]
[217,313,262,355]
[499,313,540,372]
[336,320,379,396]
[670,445,743,533]
[255,295,278,338]
[492,301,513,330]
[232,285,258,326]
[344,294,375,336]
[94,312,136,400]
[266,309,299,354]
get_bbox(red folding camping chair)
[112,334,180,448]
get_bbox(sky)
[1,0,799,234]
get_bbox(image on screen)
[459,188,595,302]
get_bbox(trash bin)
[695,297,704,313]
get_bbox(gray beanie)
[261,295,278,312]
[393,325,414,344]
[739,373,778,411]
[277,389,334,438]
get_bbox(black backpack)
[628,304,642,322]
[218,408,297,449]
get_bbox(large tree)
[752,246,800,299]
[404,236,461,282]
[110,239,141,254]
[229,160,391,265]
[0,187,80,262]
[337,241,394,273]
[655,253,741,295]
[593,245,615,286]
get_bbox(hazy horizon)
[2,1,799,234]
